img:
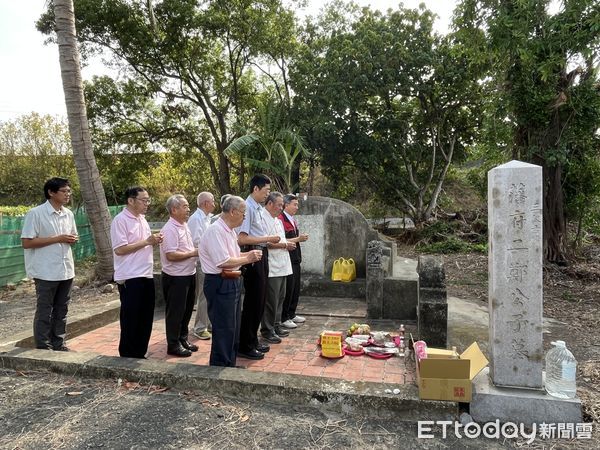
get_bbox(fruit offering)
[347,323,371,337]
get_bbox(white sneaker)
[281,319,298,329]
[292,315,306,323]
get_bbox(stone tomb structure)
[470,160,582,426]
[296,196,419,319]
[296,196,378,279]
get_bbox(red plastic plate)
[344,347,364,356]
[366,351,393,360]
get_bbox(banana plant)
[225,98,309,193]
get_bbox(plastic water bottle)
[545,340,577,399]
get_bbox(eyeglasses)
[134,197,152,205]
[58,188,72,194]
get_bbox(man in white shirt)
[260,192,296,343]
[21,177,78,351]
[187,191,215,340]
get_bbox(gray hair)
[283,194,298,205]
[196,191,213,207]
[266,191,283,205]
[220,194,232,207]
[166,194,187,214]
[222,195,245,213]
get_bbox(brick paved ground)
[68,297,415,385]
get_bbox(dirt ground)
[0,369,591,450]
[0,268,119,344]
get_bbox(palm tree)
[225,98,308,193]
[54,0,114,279]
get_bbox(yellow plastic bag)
[331,257,344,281]
[348,258,356,281]
[340,258,356,282]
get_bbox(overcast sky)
[0,1,457,122]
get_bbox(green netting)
[0,205,124,287]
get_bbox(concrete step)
[301,276,366,299]
[0,347,457,422]
[296,296,366,318]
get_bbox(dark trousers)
[238,250,269,353]
[162,272,196,349]
[33,278,73,350]
[204,274,241,367]
[118,277,155,358]
[281,263,301,322]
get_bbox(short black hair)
[125,186,147,199]
[44,177,70,199]
[283,194,298,205]
[249,174,271,192]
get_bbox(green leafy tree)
[37,0,299,197]
[0,114,78,205]
[455,0,600,263]
[291,4,486,223]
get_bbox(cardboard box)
[415,342,488,402]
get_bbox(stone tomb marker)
[488,160,543,389]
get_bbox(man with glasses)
[199,196,262,366]
[21,177,78,351]
[237,174,281,360]
[188,191,215,341]
[110,186,163,358]
[279,194,309,329]
[260,192,296,344]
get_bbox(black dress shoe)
[261,333,282,344]
[274,327,289,337]
[180,340,199,352]
[54,345,70,352]
[167,345,192,357]
[237,349,264,360]
[256,343,270,353]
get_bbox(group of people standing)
[22,175,307,368]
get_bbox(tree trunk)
[54,0,114,280]
[543,164,568,264]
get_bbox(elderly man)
[110,186,163,358]
[279,194,309,329]
[260,192,296,343]
[188,191,215,341]
[210,194,231,224]
[21,177,78,351]
[199,196,262,367]
[237,174,281,360]
[160,194,199,357]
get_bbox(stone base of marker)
[417,302,447,348]
[417,256,448,348]
[470,368,582,427]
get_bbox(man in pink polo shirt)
[160,194,199,357]
[110,186,163,358]
[199,196,262,367]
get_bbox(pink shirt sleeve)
[161,224,179,254]
[110,215,129,250]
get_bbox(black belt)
[243,245,267,251]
